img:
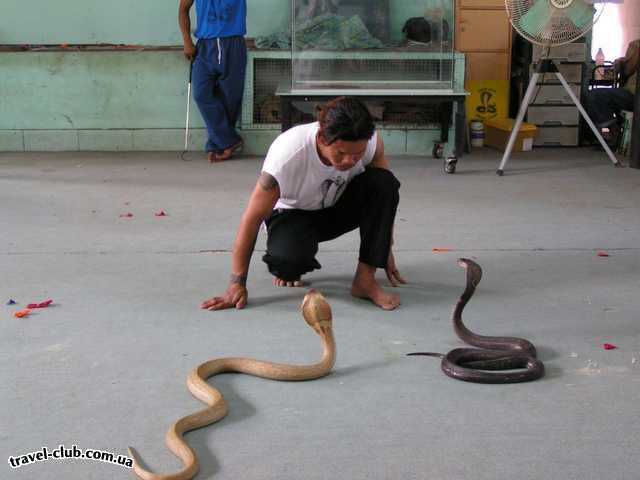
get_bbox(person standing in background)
[179,0,247,162]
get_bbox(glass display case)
[290,0,455,94]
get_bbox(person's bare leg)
[351,262,400,310]
[273,277,305,287]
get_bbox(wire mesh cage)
[246,53,452,127]
[290,0,455,93]
[253,58,292,125]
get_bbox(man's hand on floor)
[385,251,407,287]
[201,283,248,311]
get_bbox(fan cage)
[505,0,604,47]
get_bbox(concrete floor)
[1,148,639,480]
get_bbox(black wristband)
[230,274,247,286]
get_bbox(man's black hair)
[317,97,375,145]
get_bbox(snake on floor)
[129,289,336,480]
[408,258,545,383]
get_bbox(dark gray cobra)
[408,258,545,383]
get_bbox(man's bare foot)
[273,277,305,287]
[351,262,400,310]
[351,279,400,310]
[216,140,243,161]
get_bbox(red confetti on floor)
[27,299,53,309]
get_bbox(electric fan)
[497,0,621,175]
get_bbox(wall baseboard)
[1,127,449,156]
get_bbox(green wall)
[0,0,450,45]
[1,52,194,130]
[0,0,291,44]
[0,0,459,155]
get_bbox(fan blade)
[519,0,556,39]
[540,7,565,42]
[565,0,595,31]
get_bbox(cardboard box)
[484,118,538,152]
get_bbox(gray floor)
[2,148,639,480]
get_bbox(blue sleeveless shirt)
[194,0,246,39]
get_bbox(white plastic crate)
[533,42,586,63]
[528,106,580,126]
[530,63,582,84]
[533,126,579,146]
[531,84,581,105]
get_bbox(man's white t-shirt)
[262,122,378,211]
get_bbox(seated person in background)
[585,39,639,145]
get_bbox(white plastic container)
[470,120,484,147]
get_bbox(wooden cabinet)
[459,0,505,8]
[465,52,510,82]
[457,9,511,52]
[455,1,513,83]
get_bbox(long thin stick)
[184,60,194,152]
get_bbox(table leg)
[455,98,466,159]
[280,97,293,132]
[440,102,452,143]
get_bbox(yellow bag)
[466,80,510,123]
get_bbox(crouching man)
[201,97,406,311]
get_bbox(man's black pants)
[585,87,634,127]
[262,168,401,281]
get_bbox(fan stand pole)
[497,59,621,176]
[554,72,620,167]
[496,68,542,175]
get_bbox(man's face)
[323,139,369,171]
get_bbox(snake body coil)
[409,258,545,383]
[129,290,336,480]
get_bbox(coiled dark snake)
[408,258,545,383]
[129,289,336,480]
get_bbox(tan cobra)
[129,289,336,480]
